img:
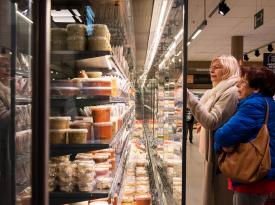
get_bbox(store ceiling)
[132,0,154,73]
[132,0,275,78]
[188,0,275,61]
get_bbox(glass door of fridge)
[13,1,33,204]
[14,1,33,204]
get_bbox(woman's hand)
[196,123,201,134]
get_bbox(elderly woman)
[0,48,11,205]
[214,66,275,205]
[187,55,240,205]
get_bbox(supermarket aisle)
[186,131,204,205]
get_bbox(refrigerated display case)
[1,0,187,204]
[48,1,137,204]
[0,0,50,204]
[0,1,33,204]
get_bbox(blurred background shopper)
[187,55,240,205]
[186,108,195,144]
[214,66,275,205]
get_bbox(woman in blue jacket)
[214,66,275,205]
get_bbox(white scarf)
[198,75,239,156]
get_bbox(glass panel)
[15,0,33,204]
[49,1,136,204]
[0,0,33,204]
[138,1,184,203]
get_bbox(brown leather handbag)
[218,99,271,183]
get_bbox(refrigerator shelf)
[16,97,32,104]
[51,96,129,107]
[16,70,31,78]
[49,189,109,205]
[52,0,88,9]
[51,50,111,62]
[50,143,109,157]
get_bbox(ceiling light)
[172,57,175,63]
[52,16,76,23]
[51,9,73,17]
[268,44,274,52]
[75,16,82,22]
[255,49,260,57]
[174,28,183,41]
[191,29,202,40]
[218,1,230,16]
[16,10,33,24]
[189,20,207,41]
[72,9,81,16]
[243,54,249,61]
[175,50,182,56]
[168,42,176,53]
[142,0,173,86]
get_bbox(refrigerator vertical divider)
[32,0,51,204]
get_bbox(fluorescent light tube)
[191,29,202,39]
[168,42,176,52]
[16,10,33,24]
[174,28,183,41]
[175,51,182,56]
[72,9,81,16]
[75,16,82,22]
[52,16,76,23]
[51,9,72,17]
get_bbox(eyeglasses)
[209,65,223,71]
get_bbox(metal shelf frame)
[49,190,109,205]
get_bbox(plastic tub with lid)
[92,24,111,41]
[75,153,94,161]
[72,78,86,87]
[87,36,111,51]
[50,129,67,144]
[86,71,102,78]
[51,28,67,50]
[67,129,88,144]
[51,39,67,51]
[52,79,82,88]
[93,122,112,140]
[89,201,108,205]
[67,36,86,51]
[96,177,113,189]
[82,78,111,87]
[90,105,111,123]
[92,153,110,163]
[78,181,96,192]
[95,167,111,177]
[82,87,112,96]
[135,194,151,205]
[70,121,93,141]
[67,24,86,37]
[51,28,67,39]
[50,116,71,129]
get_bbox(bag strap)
[264,98,269,124]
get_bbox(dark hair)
[240,66,275,97]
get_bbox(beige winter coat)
[187,76,239,205]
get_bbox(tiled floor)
[186,132,204,205]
